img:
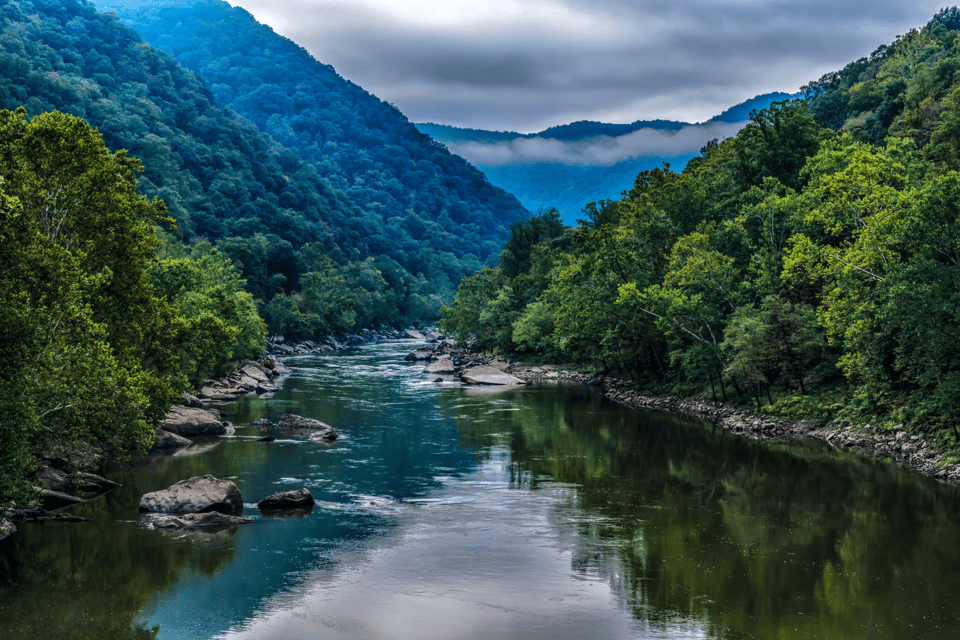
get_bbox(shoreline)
[510,366,960,486]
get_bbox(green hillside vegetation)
[0,107,265,504]
[442,8,960,446]
[1,0,527,339]
[100,0,528,285]
[0,0,528,504]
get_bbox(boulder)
[160,405,226,437]
[152,428,193,450]
[257,436,276,443]
[0,518,15,542]
[423,357,456,375]
[309,429,339,443]
[239,363,270,383]
[279,414,338,442]
[257,488,315,510]
[403,329,425,340]
[252,418,274,430]
[404,349,434,361]
[180,393,204,408]
[139,475,244,515]
[460,365,528,386]
[150,512,254,530]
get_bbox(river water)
[2,340,960,639]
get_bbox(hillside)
[96,0,528,269]
[418,93,794,222]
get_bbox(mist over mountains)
[418,92,795,223]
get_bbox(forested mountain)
[418,93,794,223]
[442,8,960,446]
[96,0,528,270]
[1,0,528,337]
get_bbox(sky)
[223,0,948,134]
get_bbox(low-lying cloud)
[224,0,945,132]
[447,121,746,166]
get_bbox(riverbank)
[511,365,960,485]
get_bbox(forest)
[0,0,527,338]
[441,7,960,447]
[0,0,526,506]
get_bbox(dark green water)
[2,340,960,639]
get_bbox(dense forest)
[0,0,526,505]
[98,0,529,290]
[0,0,527,338]
[442,7,960,447]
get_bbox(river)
[2,340,960,639]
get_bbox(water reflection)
[2,342,960,639]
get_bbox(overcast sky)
[221,0,947,133]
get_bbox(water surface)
[2,340,960,639]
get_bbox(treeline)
[441,8,960,443]
[0,0,527,335]
[0,108,264,504]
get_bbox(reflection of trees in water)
[0,518,237,640]
[444,384,960,638]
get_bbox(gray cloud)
[230,0,945,132]
[447,120,745,165]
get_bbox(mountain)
[1,0,530,333]
[95,0,528,271]
[418,92,795,223]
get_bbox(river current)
[2,340,960,639]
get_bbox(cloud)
[447,121,746,166]
[229,0,946,132]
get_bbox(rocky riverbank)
[267,328,438,356]
[511,366,960,485]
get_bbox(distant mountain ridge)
[416,92,796,222]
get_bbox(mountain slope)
[97,0,529,268]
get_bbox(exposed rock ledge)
[513,367,960,485]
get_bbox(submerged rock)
[150,512,253,530]
[423,357,456,375]
[257,488,315,510]
[139,475,244,515]
[151,428,193,450]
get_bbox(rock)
[404,349,434,361]
[7,509,91,524]
[150,512,254,530]
[38,489,86,511]
[257,436,275,443]
[70,472,119,499]
[309,429,339,443]
[180,393,204,408]
[139,475,244,515]
[403,329,425,340]
[152,428,193,450]
[257,488,315,510]
[0,518,15,541]
[423,357,456,375]
[279,414,338,442]
[160,405,226,437]
[252,418,274,430]
[460,365,528,386]
[240,364,270,383]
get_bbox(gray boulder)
[460,365,528,386]
[258,488,315,510]
[151,428,193,450]
[139,475,244,515]
[252,418,274,430]
[160,405,226,437]
[0,519,15,541]
[423,357,456,375]
[150,512,254,530]
[404,349,434,361]
[279,414,338,442]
